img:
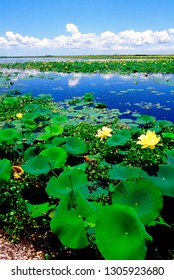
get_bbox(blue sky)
[0,0,174,55]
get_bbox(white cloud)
[1,23,174,54]
[66,23,79,34]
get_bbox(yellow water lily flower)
[96,126,113,141]
[12,165,24,179]
[16,113,23,120]
[137,130,160,149]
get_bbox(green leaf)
[3,97,18,106]
[24,146,37,161]
[46,169,88,198]
[107,130,132,147]
[112,180,163,224]
[22,155,51,176]
[0,128,22,145]
[108,165,142,180]
[26,202,56,218]
[63,136,86,155]
[96,204,152,260]
[51,115,68,124]
[163,150,174,164]
[23,119,38,130]
[75,192,97,218]
[162,132,174,139]
[136,115,156,124]
[143,164,174,197]
[40,147,67,169]
[155,120,173,128]
[50,193,88,248]
[0,158,11,183]
[37,124,63,140]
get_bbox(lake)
[0,68,174,122]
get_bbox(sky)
[0,0,174,56]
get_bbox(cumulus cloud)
[1,23,174,54]
[66,23,79,34]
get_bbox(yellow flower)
[96,126,113,141]
[16,113,23,120]
[12,165,24,179]
[137,130,160,149]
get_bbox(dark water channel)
[0,69,174,122]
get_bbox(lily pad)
[112,180,163,224]
[0,128,22,145]
[0,158,11,183]
[22,155,50,176]
[143,164,174,197]
[96,204,152,260]
[63,136,86,155]
[136,115,156,124]
[46,169,88,199]
[107,130,132,147]
[26,202,56,218]
[108,165,142,181]
[40,147,67,169]
[50,192,89,249]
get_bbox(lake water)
[0,68,174,122]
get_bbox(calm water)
[0,68,174,122]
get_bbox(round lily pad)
[63,136,86,155]
[96,204,152,260]
[46,169,88,199]
[112,180,163,224]
[22,155,50,176]
[40,147,67,169]
[107,130,132,147]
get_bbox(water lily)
[16,113,23,120]
[12,165,24,179]
[137,130,160,149]
[96,126,113,141]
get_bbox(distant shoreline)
[1,54,174,59]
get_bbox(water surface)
[0,69,174,121]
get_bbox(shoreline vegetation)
[0,54,174,60]
[1,56,174,74]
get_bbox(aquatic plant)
[137,130,161,149]
[96,126,113,141]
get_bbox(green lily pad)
[0,128,22,145]
[143,164,174,197]
[22,155,50,176]
[40,147,67,169]
[155,120,173,127]
[108,165,142,181]
[23,119,38,130]
[162,132,174,139]
[26,202,56,218]
[0,158,11,183]
[96,204,152,260]
[37,124,63,140]
[112,180,163,224]
[50,192,89,249]
[107,130,132,147]
[63,136,86,155]
[136,115,156,124]
[163,150,174,164]
[46,169,88,199]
